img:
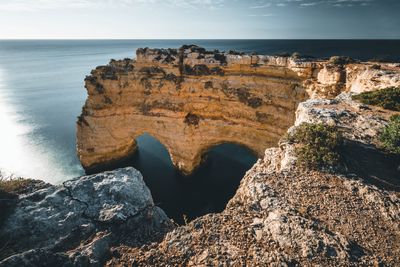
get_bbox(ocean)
[0,39,399,222]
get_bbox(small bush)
[291,52,302,59]
[352,87,400,111]
[370,64,381,70]
[287,123,343,170]
[379,115,400,154]
[328,56,355,65]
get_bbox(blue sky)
[0,0,399,39]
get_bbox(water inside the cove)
[129,134,257,223]
[0,40,400,220]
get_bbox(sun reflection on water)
[0,68,73,184]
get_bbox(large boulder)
[0,167,171,266]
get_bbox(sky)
[0,0,399,39]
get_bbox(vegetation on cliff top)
[379,115,400,154]
[328,56,356,65]
[287,123,343,170]
[352,87,400,111]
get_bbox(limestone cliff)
[76,45,400,174]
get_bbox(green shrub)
[328,56,355,65]
[287,123,343,170]
[379,115,400,154]
[352,87,400,111]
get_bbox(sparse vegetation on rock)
[0,178,42,195]
[213,52,227,65]
[183,64,224,76]
[379,115,400,154]
[328,56,356,65]
[287,123,343,170]
[291,52,302,59]
[204,81,213,89]
[184,113,200,126]
[352,87,400,111]
[100,65,118,80]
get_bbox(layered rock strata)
[76,45,400,174]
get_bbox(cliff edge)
[77,45,400,174]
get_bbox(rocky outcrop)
[107,93,400,266]
[0,168,172,266]
[2,91,399,266]
[76,45,400,174]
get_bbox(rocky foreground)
[0,92,399,266]
[107,93,400,266]
[0,168,173,266]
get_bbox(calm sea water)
[0,40,399,222]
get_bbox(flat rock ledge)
[0,168,172,266]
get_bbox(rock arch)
[77,45,360,175]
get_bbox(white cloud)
[300,2,318,6]
[250,3,272,8]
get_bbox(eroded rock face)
[107,93,400,266]
[0,168,172,266]
[77,45,400,174]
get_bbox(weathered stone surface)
[0,168,172,266]
[77,45,400,175]
[107,93,400,266]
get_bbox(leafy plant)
[352,87,400,111]
[287,123,343,170]
[379,115,400,154]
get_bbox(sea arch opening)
[110,133,258,224]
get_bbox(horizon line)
[1,38,400,41]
